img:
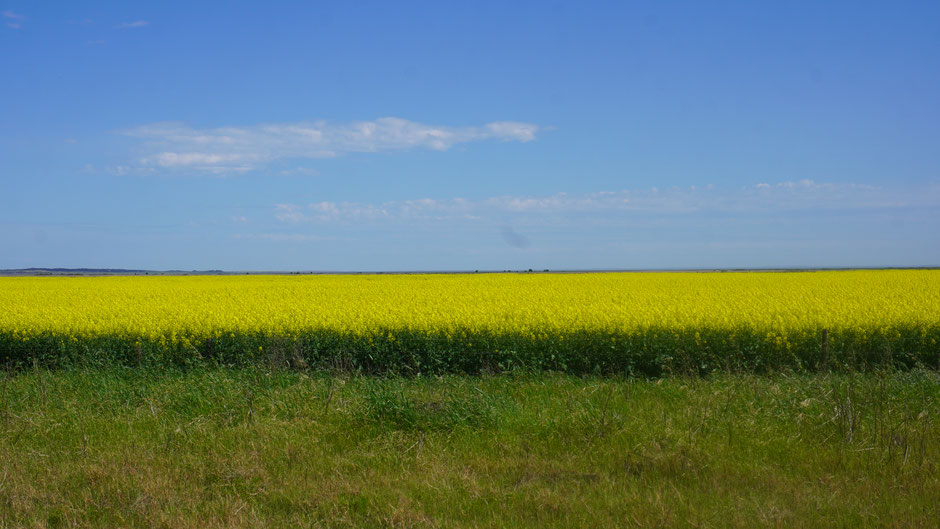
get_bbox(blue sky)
[2,1,938,271]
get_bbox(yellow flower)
[0,270,936,357]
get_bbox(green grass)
[1,368,937,528]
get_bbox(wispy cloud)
[146,152,258,170]
[3,10,24,29]
[274,204,313,223]
[272,180,940,225]
[278,167,320,177]
[122,117,540,175]
[116,20,148,29]
[234,233,335,242]
[114,20,150,29]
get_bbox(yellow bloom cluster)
[0,270,936,341]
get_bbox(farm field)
[0,368,937,528]
[2,270,938,527]
[1,270,939,374]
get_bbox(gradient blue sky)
[2,1,939,270]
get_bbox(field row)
[2,271,938,373]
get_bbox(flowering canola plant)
[1,271,937,374]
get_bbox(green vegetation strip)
[0,368,937,528]
[3,326,939,375]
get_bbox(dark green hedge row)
[1,327,938,375]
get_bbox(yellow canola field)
[1,270,937,341]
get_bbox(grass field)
[2,270,939,374]
[1,368,937,528]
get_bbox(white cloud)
[122,117,541,174]
[485,121,538,142]
[116,20,148,28]
[3,10,24,28]
[234,233,333,242]
[274,204,311,223]
[743,179,891,209]
[144,152,258,168]
[272,181,939,225]
[279,167,320,177]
